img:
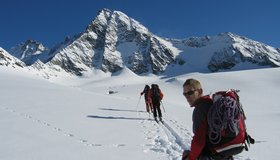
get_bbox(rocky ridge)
[4,9,280,76]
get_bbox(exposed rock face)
[0,47,25,68]
[4,10,280,76]
[9,40,49,65]
[207,33,280,71]
[45,9,180,75]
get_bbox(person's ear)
[198,88,203,95]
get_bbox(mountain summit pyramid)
[42,9,180,76]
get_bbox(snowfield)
[1,66,280,160]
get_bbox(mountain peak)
[45,9,178,76]
[3,10,280,77]
[9,40,49,65]
[100,8,112,13]
[207,33,280,71]
[86,8,148,34]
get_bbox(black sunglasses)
[183,90,197,96]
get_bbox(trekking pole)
[135,95,142,111]
[160,101,166,113]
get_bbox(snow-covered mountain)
[0,47,25,68]
[9,40,49,65]
[4,9,280,77]
[44,9,180,76]
[196,32,280,72]
[166,32,280,74]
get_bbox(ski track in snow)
[2,105,250,160]
[1,106,126,148]
[138,111,193,160]
[138,112,249,160]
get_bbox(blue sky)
[0,0,279,50]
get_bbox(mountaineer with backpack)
[149,84,164,122]
[140,85,153,113]
[181,78,254,160]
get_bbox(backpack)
[143,85,150,100]
[151,84,161,101]
[207,89,254,157]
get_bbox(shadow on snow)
[87,115,148,121]
[99,107,146,113]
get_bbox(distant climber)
[141,85,153,113]
[149,84,164,122]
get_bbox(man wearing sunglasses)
[181,79,237,160]
[182,78,214,160]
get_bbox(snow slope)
[1,66,280,160]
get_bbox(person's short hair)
[183,78,202,89]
